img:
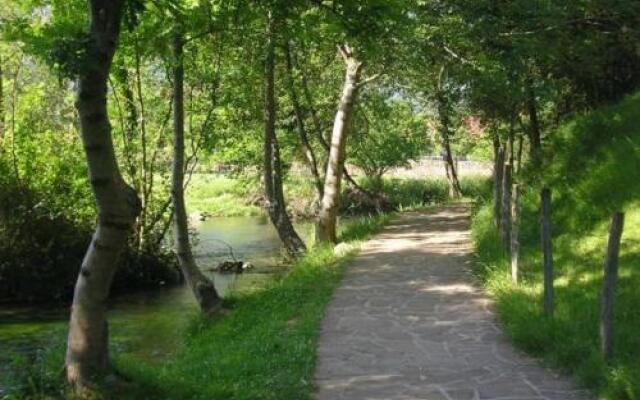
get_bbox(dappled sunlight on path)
[315,205,592,400]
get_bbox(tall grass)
[472,91,640,400]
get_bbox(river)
[0,216,313,391]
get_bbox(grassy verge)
[472,196,640,400]
[185,173,491,218]
[5,214,392,400]
[472,91,640,400]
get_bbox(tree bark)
[525,76,542,163]
[501,162,512,250]
[510,184,520,284]
[436,67,461,199]
[171,32,221,313]
[601,212,624,363]
[316,44,363,244]
[437,90,461,199]
[492,136,504,228]
[263,12,306,257]
[501,125,514,249]
[65,0,140,390]
[283,40,323,207]
[0,54,4,147]
[540,187,554,317]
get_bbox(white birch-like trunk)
[316,45,363,244]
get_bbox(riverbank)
[5,214,392,399]
[185,173,492,219]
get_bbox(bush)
[0,168,180,304]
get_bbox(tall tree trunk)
[516,134,524,175]
[283,40,323,207]
[296,58,377,206]
[263,12,306,257]
[436,90,461,198]
[510,184,520,283]
[492,136,505,228]
[525,76,542,162]
[171,32,221,313]
[0,54,4,147]
[436,67,461,199]
[316,44,363,244]
[601,212,624,363]
[501,123,515,249]
[540,187,554,317]
[65,0,140,390]
[501,162,512,249]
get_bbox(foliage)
[349,94,427,180]
[5,213,392,399]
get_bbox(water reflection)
[0,216,313,389]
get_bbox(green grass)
[472,91,640,400]
[185,172,491,218]
[185,175,262,217]
[5,214,392,400]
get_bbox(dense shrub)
[0,164,180,304]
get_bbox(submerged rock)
[216,261,254,273]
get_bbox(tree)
[65,0,140,391]
[316,44,373,244]
[349,93,425,184]
[283,39,324,208]
[170,25,220,313]
[263,10,306,256]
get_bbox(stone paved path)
[315,205,592,400]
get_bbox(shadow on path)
[315,204,592,400]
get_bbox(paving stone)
[315,205,592,400]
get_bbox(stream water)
[0,216,313,391]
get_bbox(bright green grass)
[473,196,640,400]
[6,214,391,400]
[472,91,640,400]
[185,172,491,219]
[185,174,262,217]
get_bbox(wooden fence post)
[601,212,625,363]
[541,187,554,317]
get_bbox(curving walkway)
[315,205,591,400]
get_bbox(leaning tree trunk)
[263,12,306,257]
[283,40,323,207]
[316,44,364,244]
[540,187,554,317]
[436,66,462,199]
[170,32,220,313]
[65,0,140,390]
[601,212,624,363]
[436,90,462,199]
